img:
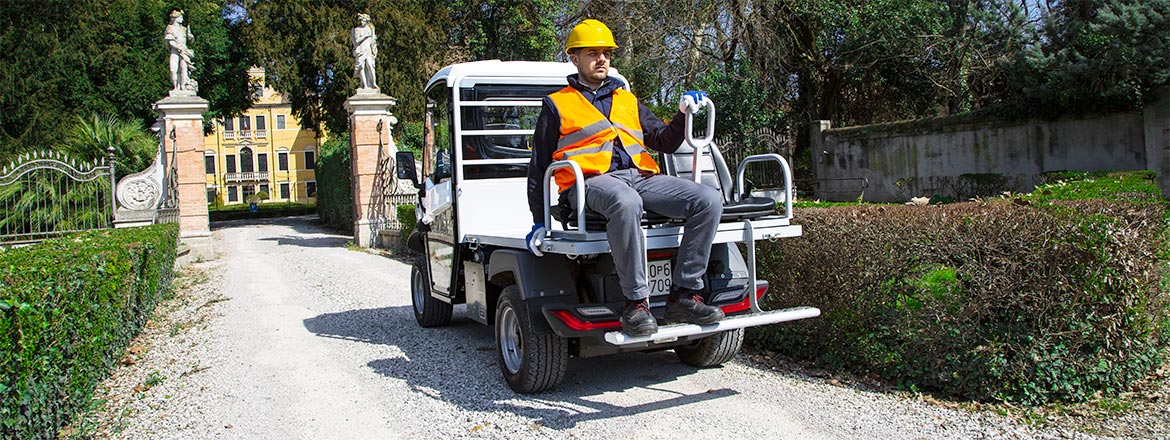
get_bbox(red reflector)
[550,310,622,331]
[647,252,674,260]
[720,283,769,314]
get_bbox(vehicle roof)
[425,60,627,92]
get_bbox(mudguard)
[406,230,425,253]
[487,249,577,335]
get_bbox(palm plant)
[64,114,157,179]
[0,114,153,242]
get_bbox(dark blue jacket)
[526,74,687,223]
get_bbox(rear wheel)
[496,286,567,393]
[411,256,452,327]
[676,328,744,367]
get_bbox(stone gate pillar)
[345,91,398,248]
[154,95,210,238]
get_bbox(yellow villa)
[204,67,323,207]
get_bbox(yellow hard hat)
[565,19,618,54]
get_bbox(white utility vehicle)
[395,61,819,393]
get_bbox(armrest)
[542,160,588,238]
[736,154,793,220]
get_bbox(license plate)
[647,259,672,296]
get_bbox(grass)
[143,372,165,388]
[1023,170,1161,203]
[796,170,1162,208]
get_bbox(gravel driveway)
[83,216,1099,439]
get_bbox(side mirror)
[396,151,420,188]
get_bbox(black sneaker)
[665,287,725,325]
[621,298,658,336]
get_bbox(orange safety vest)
[548,86,661,193]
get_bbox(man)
[525,19,725,337]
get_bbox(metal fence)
[0,150,116,245]
[716,126,795,195]
[385,192,417,231]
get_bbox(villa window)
[239,147,254,173]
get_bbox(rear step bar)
[603,306,821,346]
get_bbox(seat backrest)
[663,143,734,203]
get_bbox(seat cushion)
[553,203,674,231]
[720,196,777,221]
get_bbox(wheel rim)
[412,266,425,315]
[498,304,523,374]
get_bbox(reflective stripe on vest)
[548,86,660,192]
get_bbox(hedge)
[749,200,1170,404]
[209,203,317,222]
[0,224,178,439]
[316,133,353,233]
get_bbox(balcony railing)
[239,129,252,138]
[224,171,269,182]
[255,129,267,138]
[223,131,236,140]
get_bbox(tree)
[1005,0,1170,115]
[448,0,560,62]
[241,0,561,137]
[240,0,449,136]
[0,0,251,154]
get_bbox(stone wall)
[810,87,1170,202]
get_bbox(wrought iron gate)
[0,149,116,244]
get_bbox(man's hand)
[678,90,709,114]
[525,223,548,256]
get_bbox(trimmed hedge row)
[0,224,178,439]
[749,201,1170,404]
[208,203,317,222]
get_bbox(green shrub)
[396,203,417,237]
[750,200,1170,404]
[208,203,316,222]
[396,121,424,154]
[0,224,178,439]
[316,133,353,232]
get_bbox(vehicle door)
[422,82,457,297]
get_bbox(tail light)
[720,282,768,314]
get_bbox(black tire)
[495,286,568,393]
[411,256,452,327]
[676,328,744,367]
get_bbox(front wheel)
[496,286,567,393]
[411,256,452,327]
[676,328,744,367]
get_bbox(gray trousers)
[564,168,724,301]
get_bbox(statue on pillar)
[352,13,379,91]
[165,10,198,96]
